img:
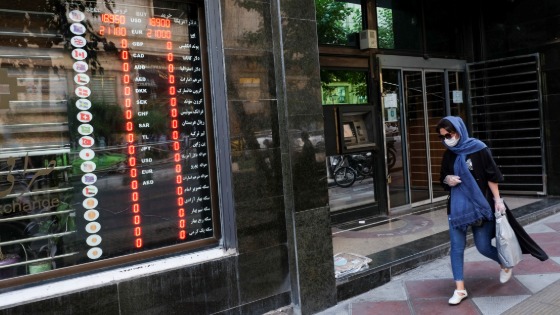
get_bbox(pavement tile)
[350,301,411,315]
[411,298,479,315]
[463,261,500,279]
[405,279,453,299]
[515,273,560,293]
[513,255,560,274]
[528,241,560,257]
[529,232,560,243]
[473,295,530,315]
[544,222,560,232]
[466,277,531,297]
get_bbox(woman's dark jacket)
[439,147,503,214]
[439,148,548,261]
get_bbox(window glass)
[321,70,368,105]
[423,0,462,55]
[376,0,421,51]
[316,0,363,47]
[0,0,215,281]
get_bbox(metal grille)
[467,54,545,194]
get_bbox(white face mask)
[444,136,459,147]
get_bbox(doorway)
[378,56,467,211]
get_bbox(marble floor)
[331,196,543,259]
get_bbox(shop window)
[0,0,218,284]
[316,0,363,47]
[320,69,375,215]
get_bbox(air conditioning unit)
[359,30,378,50]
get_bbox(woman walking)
[436,116,511,305]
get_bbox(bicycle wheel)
[334,167,356,188]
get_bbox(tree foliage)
[316,0,361,45]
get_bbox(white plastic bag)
[495,212,523,268]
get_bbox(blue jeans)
[449,219,501,281]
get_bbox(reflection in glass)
[381,69,407,207]
[0,1,214,280]
[376,0,421,51]
[327,152,375,212]
[321,70,368,105]
[316,0,362,47]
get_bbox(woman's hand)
[494,197,506,214]
[444,175,462,187]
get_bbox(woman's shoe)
[500,268,513,283]
[448,289,468,305]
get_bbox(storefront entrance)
[379,56,467,211]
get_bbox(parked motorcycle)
[332,152,373,188]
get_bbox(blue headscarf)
[442,116,493,231]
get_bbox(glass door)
[382,68,457,209]
[425,71,448,201]
[403,70,431,204]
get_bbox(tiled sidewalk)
[317,211,560,315]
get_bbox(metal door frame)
[378,55,466,211]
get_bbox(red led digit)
[166,42,172,49]
[173,142,180,150]
[179,220,185,228]
[172,131,178,140]
[172,120,178,128]
[168,64,174,72]
[177,187,183,195]
[167,53,173,62]
[169,75,175,84]
[117,22,143,250]
[179,230,186,240]
[177,197,184,206]
[174,153,181,162]
[171,108,177,117]
[178,208,185,217]
[175,165,182,173]
[176,175,182,184]
[170,98,177,106]
[99,25,105,36]
[169,86,176,95]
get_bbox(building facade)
[0,0,558,314]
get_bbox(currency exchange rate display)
[0,0,215,279]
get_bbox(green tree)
[377,7,394,49]
[316,0,361,45]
